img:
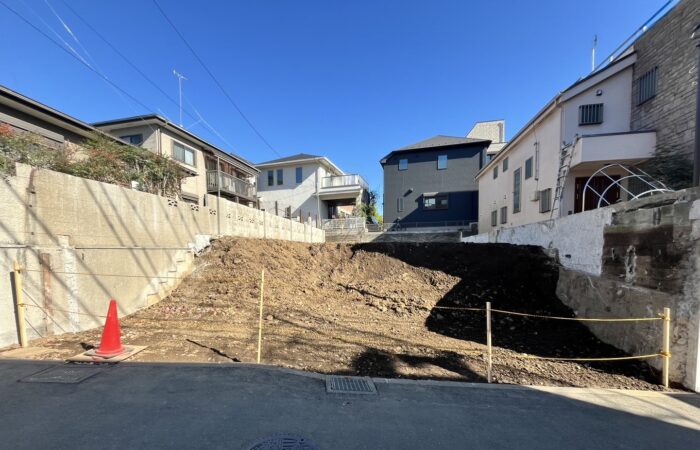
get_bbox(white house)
[256,153,369,225]
[477,51,657,232]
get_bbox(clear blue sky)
[0,0,675,208]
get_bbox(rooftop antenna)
[172,69,187,127]
[591,34,597,72]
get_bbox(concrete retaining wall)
[0,164,324,348]
[465,189,700,391]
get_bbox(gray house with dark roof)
[256,153,368,225]
[381,134,490,227]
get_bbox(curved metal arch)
[582,163,673,211]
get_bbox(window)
[397,197,404,212]
[120,134,143,145]
[491,210,498,227]
[295,167,302,183]
[513,168,522,213]
[398,158,408,171]
[539,188,552,213]
[172,141,196,166]
[637,67,657,105]
[525,157,533,179]
[503,157,508,172]
[437,155,447,170]
[276,169,283,185]
[267,170,274,186]
[578,103,603,125]
[500,206,507,224]
[423,194,448,210]
[493,166,498,179]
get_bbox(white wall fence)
[0,164,324,348]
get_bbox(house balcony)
[318,174,368,200]
[206,170,257,201]
[570,131,656,170]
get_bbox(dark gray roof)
[256,153,322,165]
[380,135,491,165]
[396,135,490,152]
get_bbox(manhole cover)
[20,365,103,384]
[244,434,318,450]
[326,375,376,394]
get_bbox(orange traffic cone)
[95,299,125,358]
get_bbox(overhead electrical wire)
[151,0,281,158]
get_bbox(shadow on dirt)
[352,242,658,383]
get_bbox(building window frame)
[637,67,658,105]
[491,210,498,227]
[276,169,284,185]
[295,166,302,184]
[578,103,604,125]
[493,166,498,179]
[398,158,408,171]
[513,167,522,213]
[267,170,274,186]
[120,134,143,145]
[423,194,448,210]
[525,157,533,179]
[539,188,552,213]
[437,154,447,170]
[503,157,508,172]
[397,197,404,212]
[500,206,507,224]
[172,141,196,167]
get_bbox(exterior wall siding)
[382,144,485,225]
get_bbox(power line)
[151,0,281,157]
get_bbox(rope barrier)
[489,308,663,322]
[508,353,661,362]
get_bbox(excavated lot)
[25,237,662,389]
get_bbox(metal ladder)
[550,142,574,219]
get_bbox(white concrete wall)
[0,164,324,348]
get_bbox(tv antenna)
[173,69,187,127]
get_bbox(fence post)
[13,260,28,348]
[661,307,671,388]
[486,301,492,383]
[257,269,265,364]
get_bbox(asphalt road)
[1,360,698,449]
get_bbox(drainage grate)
[244,434,318,450]
[326,375,376,394]
[20,365,103,384]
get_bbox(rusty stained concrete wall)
[557,190,700,391]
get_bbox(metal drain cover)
[326,375,376,394]
[244,434,318,450]
[20,365,103,384]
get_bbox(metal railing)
[206,170,256,199]
[320,174,369,190]
[321,217,366,230]
[381,221,477,232]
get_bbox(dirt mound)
[22,237,663,390]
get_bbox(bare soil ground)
[17,238,664,389]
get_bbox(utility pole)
[591,35,597,72]
[173,69,187,127]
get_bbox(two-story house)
[476,0,699,233]
[256,153,369,225]
[93,115,259,207]
[381,135,490,228]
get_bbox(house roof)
[0,84,118,141]
[92,114,259,174]
[256,153,344,176]
[380,135,491,165]
[257,153,322,165]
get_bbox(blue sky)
[0,0,675,207]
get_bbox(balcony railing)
[320,174,368,190]
[206,170,256,199]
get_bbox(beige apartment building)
[93,115,259,207]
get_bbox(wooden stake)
[486,301,492,383]
[257,269,265,364]
[13,260,27,348]
[661,307,671,389]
